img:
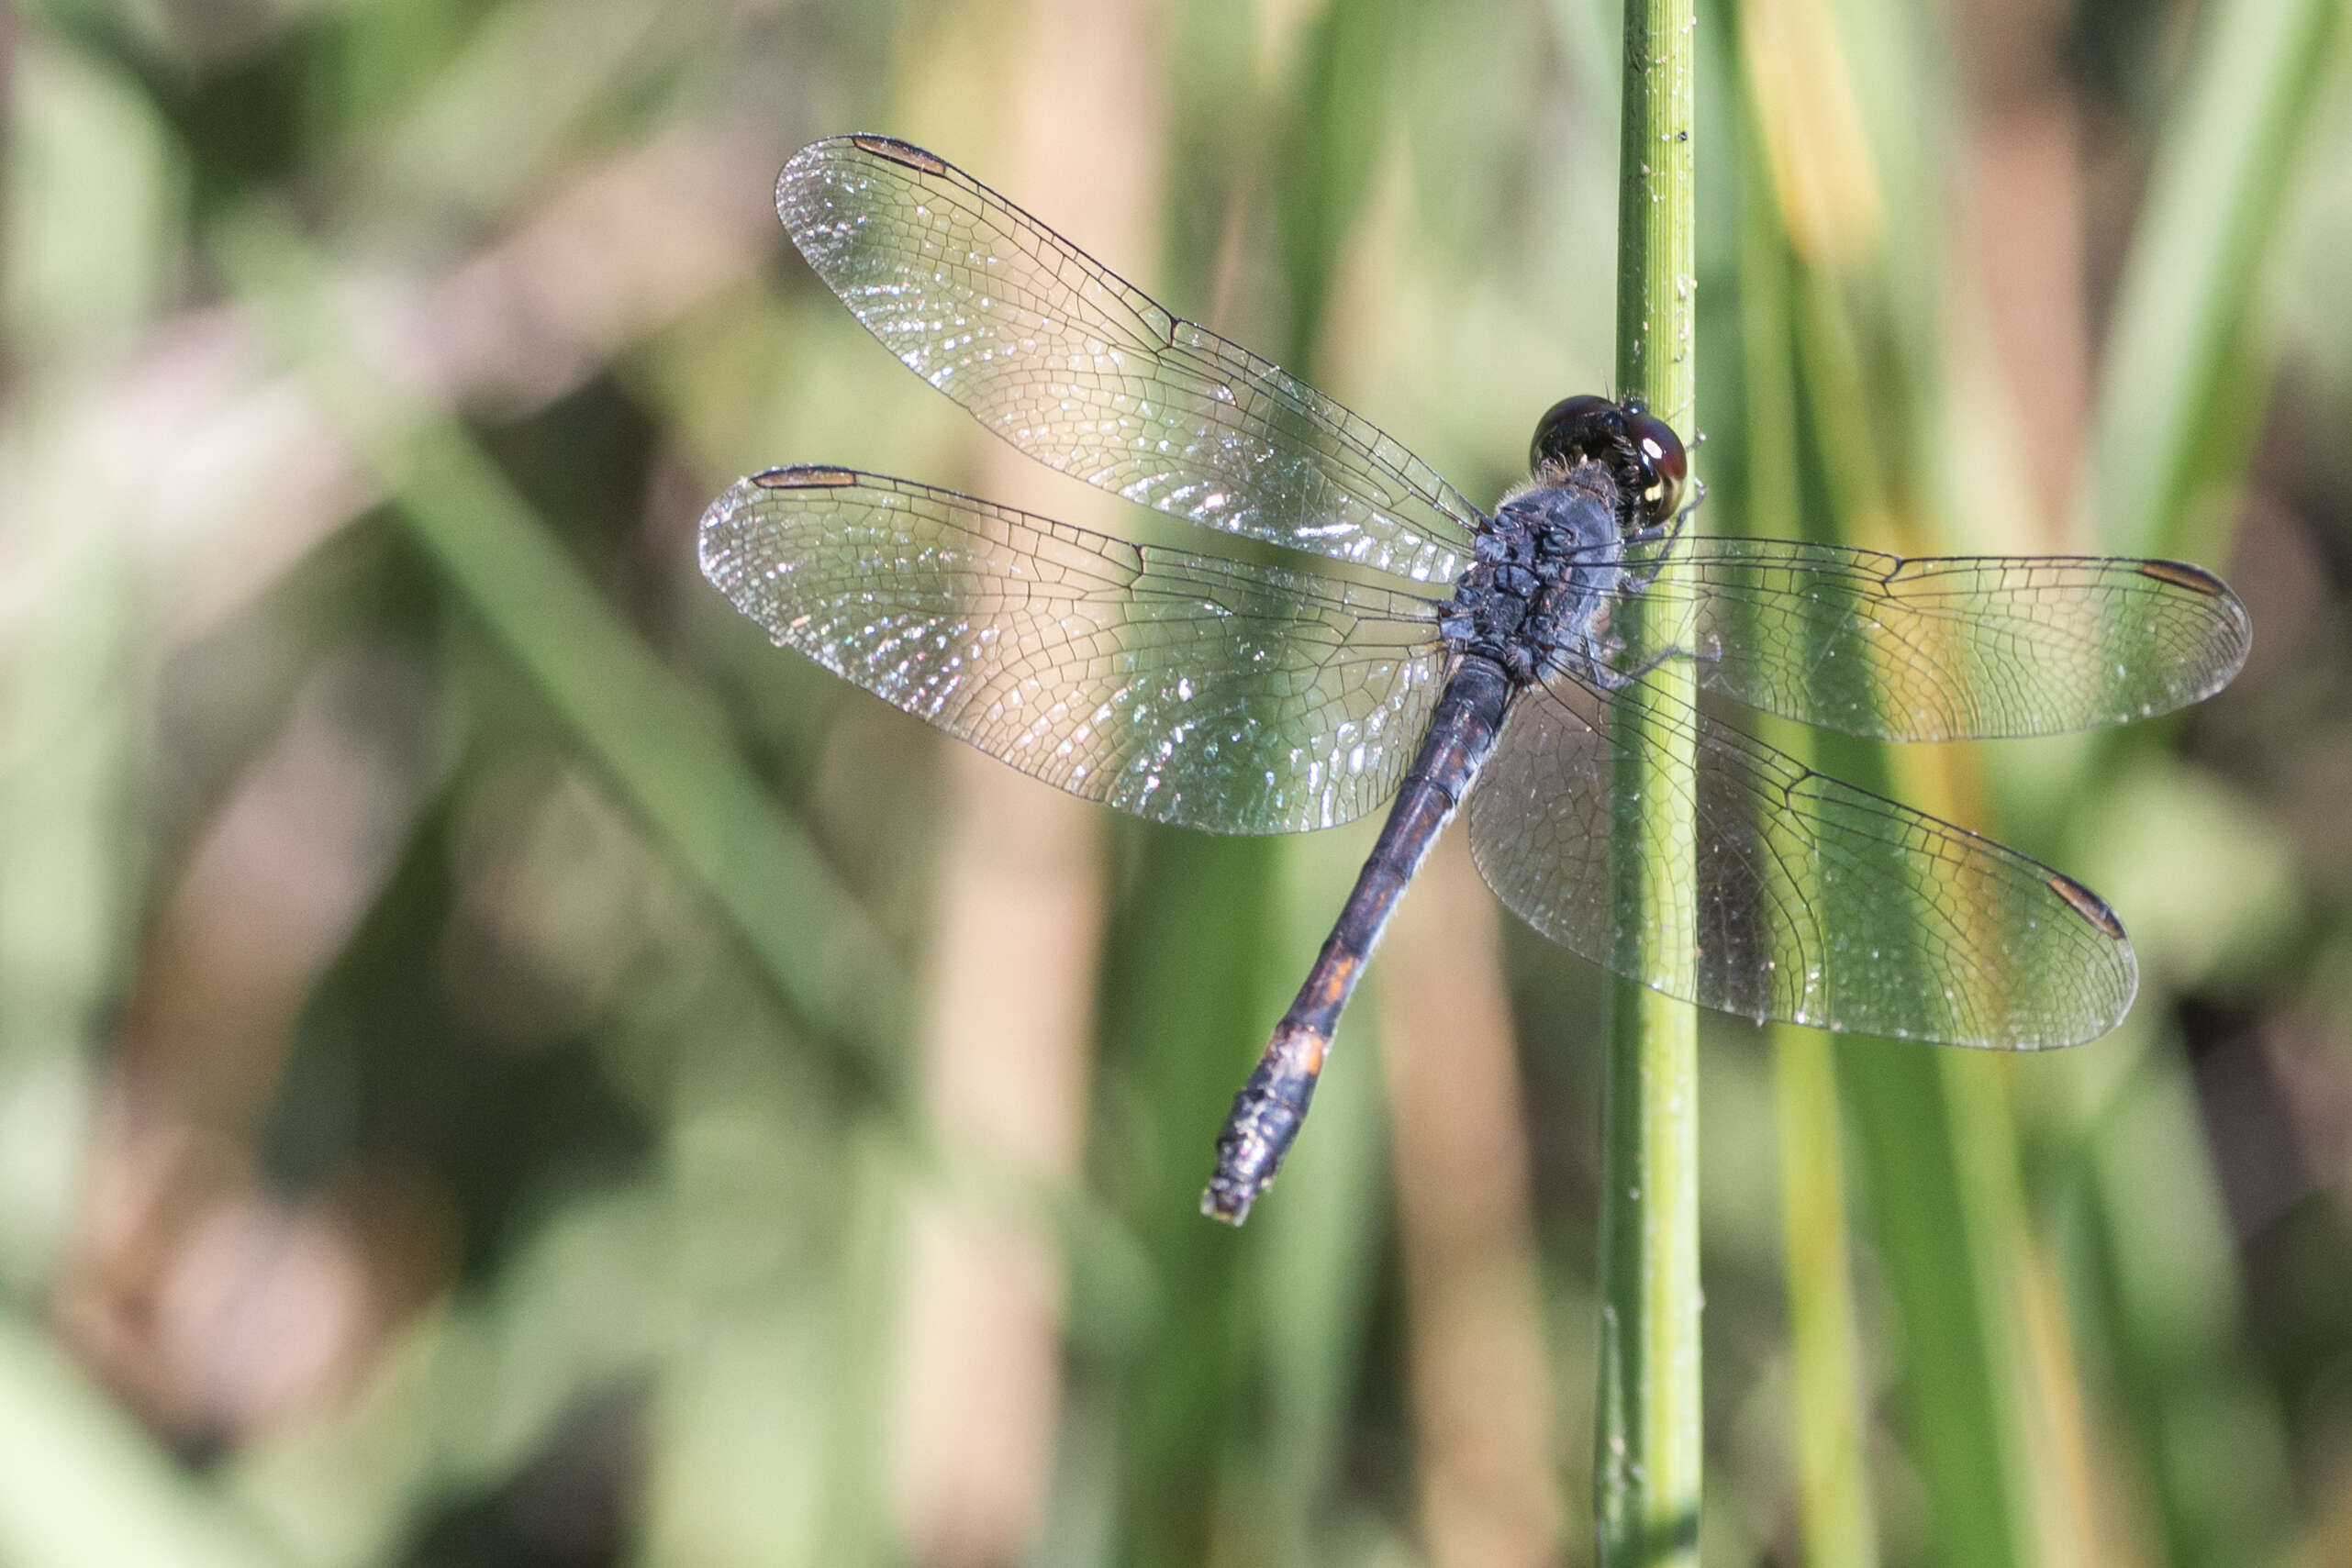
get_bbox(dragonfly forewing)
[775,134,1484,584]
[699,467,1453,834]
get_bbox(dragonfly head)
[1529,395,1689,529]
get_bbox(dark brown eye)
[1623,407,1689,523]
[1530,395,1619,472]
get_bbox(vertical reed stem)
[1595,0,1701,1562]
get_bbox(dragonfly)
[699,134,2250,1224]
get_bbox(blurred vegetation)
[0,0,2347,1565]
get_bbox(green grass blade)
[1838,1050,2034,1568]
[1596,0,1703,1560]
[204,205,906,1095]
[1784,234,2040,1568]
[0,476,126,1294]
[1255,828,1391,1559]
[1102,833,1274,1568]
[1251,16,1415,1551]
[2089,0,2342,561]
[2068,1,2336,1562]
[2079,1018,2297,1568]
[1736,6,2048,1551]
[1737,107,1880,1568]
[0,1310,298,1568]
[1774,1031,1879,1568]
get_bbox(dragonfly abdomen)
[1201,657,1516,1222]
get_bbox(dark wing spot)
[849,135,949,175]
[2138,559,2230,596]
[752,465,859,489]
[2047,873,2126,940]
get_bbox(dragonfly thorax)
[1440,462,1630,685]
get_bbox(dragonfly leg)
[1570,629,1723,692]
[1617,479,1707,590]
[1675,475,1710,527]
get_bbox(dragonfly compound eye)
[1529,395,1621,473]
[1623,406,1689,524]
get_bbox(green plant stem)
[1596,0,1701,1561]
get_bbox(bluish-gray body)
[1203,464,1633,1221]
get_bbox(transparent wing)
[700,467,1451,834]
[775,134,1482,585]
[1466,676,2136,1047]
[1607,539,2250,740]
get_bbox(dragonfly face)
[700,133,2253,1222]
[1529,393,1690,524]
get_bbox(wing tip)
[781,132,948,181]
[2036,870,2139,1049]
[2143,557,2256,695]
[696,474,770,584]
[2032,944,2140,1050]
[2047,870,2126,941]
[697,467,864,586]
[777,134,952,223]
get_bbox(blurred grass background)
[0,0,2347,1563]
